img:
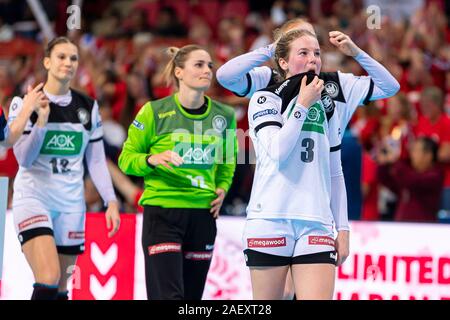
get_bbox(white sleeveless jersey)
[247,73,342,225]
[9,89,103,212]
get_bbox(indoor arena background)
[1,0,449,300]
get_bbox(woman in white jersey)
[9,37,121,300]
[245,29,351,300]
[218,18,399,299]
[217,17,399,136]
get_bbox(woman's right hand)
[23,83,47,113]
[297,75,324,108]
[147,150,184,170]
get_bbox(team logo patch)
[253,108,278,120]
[294,110,306,120]
[275,79,290,95]
[307,107,320,122]
[212,115,227,132]
[184,251,213,260]
[11,103,18,111]
[301,104,326,134]
[132,120,144,130]
[321,93,335,113]
[257,96,267,104]
[308,236,335,246]
[158,110,176,119]
[324,81,339,98]
[18,215,49,231]
[247,237,286,248]
[77,108,90,126]
[148,242,181,256]
[174,142,216,169]
[68,231,85,239]
[40,131,83,155]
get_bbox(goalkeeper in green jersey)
[119,44,237,300]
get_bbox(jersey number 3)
[301,138,315,163]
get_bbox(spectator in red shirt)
[361,151,379,221]
[413,86,450,215]
[377,136,444,222]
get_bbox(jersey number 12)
[50,158,71,174]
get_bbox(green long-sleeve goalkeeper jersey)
[118,93,237,209]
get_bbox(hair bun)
[166,47,180,58]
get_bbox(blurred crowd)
[0,0,449,223]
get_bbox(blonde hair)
[274,29,317,79]
[162,44,205,87]
[273,18,315,41]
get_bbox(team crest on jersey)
[321,93,335,113]
[212,115,227,133]
[77,108,89,125]
[324,81,339,98]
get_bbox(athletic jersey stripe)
[232,73,253,97]
[330,144,341,152]
[89,136,103,143]
[363,79,375,105]
[255,121,282,135]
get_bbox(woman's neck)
[177,86,205,109]
[44,77,70,96]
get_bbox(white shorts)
[13,199,85,255]
[242,218,336,267]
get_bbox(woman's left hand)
[329,31,361,57]
[335,230,350,266]
[105,201,121,238]
[210,188,226,219]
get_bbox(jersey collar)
[174,93,211,120]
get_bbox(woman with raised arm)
[9,37,120,300]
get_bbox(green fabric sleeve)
[118,102,155,177]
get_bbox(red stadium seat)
[220,0,249,22]
[133,0,161,28]
[163,0,190,27]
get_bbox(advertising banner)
[1,213,449,300]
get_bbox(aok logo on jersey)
[302,103,326,134]
[40,131,83,155]
[174,142,216,169]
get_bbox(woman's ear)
[43,57,50,71]
[278,58,289,73]
[174,66,183,81]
